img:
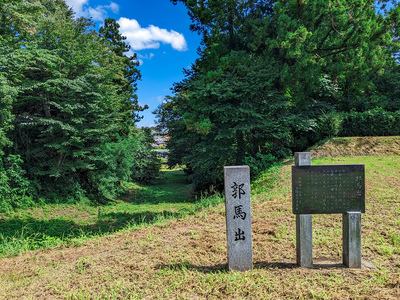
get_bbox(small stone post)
[295,152,313,268]
[343,212,362,268]
[224,166,253,272]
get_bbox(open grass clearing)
[0,168,205,259]
[0,150,399,299]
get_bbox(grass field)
[0,168,203,259]
[0,138,399,299]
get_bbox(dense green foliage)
[339,109,400,137]
[156,0,400,191]
[2,0,400,205]
[0,0,159,210]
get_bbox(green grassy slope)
[0,150,399,299]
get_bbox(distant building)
[154,150,169,158]
[151,133,169,148]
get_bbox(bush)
[0,155,35,212]
[91,131,161,199]
[339,109,400,137]
[130,150,161,183]
[245,153,278,179]
[315,111,343,140]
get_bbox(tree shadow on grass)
[255,261,345,269]
[155,261,346,274]
[0,210,185,251]
[120,172,195,205]
[154,262,297,274]
[123,187,195,205]
[155,263,228,274]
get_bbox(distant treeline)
[155,0,400,191]
[0,0,160,211]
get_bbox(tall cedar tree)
[158,0,400,191]
[100,18,147,130]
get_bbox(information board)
[292,165,365,214]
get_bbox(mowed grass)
[0,155,399,299]
[0,168,211,258]
[312,156,400,264]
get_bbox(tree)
[161,0,400,191]
[0,0,44,207]
[0,0,154,201]
[157,1,284,189]
[0,0,161,206]
[265,0,400,111]
[100,18,146,128]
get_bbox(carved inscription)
[229,182,248,241]
[224,165,253,271]
[292,165,365,214]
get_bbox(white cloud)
[137,53,155,60]
[64,0,119,21]
[124,49,135,58]
[117,17,187,51]
[64,0,89,16]
[88,6,107,21]
[108,2,119,13]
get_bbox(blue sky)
[64,0,201,127]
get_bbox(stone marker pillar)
[343,212,362,268]
[295,152,313,268]
[224,166,253,272]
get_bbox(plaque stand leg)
[343,212,362,268]
[296,214,313,268]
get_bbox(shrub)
[315,111,343,140]
[245,153,278,179]
[0,155,34,212]
[339,109,400,137]
[91,131,161,199]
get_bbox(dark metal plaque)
[292,165,365,214]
